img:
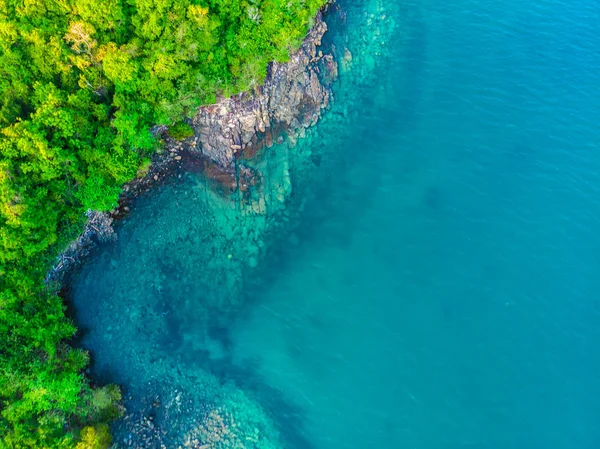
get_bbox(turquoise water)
[68,0,600,448]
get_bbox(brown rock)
[265,129,273,148]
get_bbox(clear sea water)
[68,0,600,448]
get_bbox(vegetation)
[0,0,325,446]
[168,122,195,140]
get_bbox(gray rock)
[184,11,337,169]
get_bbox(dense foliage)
[168,122,195,140]
[0,0,324,446]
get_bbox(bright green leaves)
[71,0,125,33]
[187,4,210,28]
[76,171,120,211]
[0,21,18,47]
[100,43,138,88]
[130,0,176,41]
[75,424,112,449]
[111,97,155,152]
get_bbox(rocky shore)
[49,8,338,285]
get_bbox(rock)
[174,156,182,160]
[341,47,353,72]
[257,117,266,133]
[185,10,337,171]
[265,130,273,148]
[45,210,117,284]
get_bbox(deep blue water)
[69,0,600,448]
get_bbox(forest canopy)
[0,0,325,446]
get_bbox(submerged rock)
[181,385,282,449]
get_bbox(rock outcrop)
[169,10,337,175]
[47,210,115,284]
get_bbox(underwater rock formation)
[181,385,282,449]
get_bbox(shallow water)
[69,0,600,448]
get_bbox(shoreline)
[48,6,339,286]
